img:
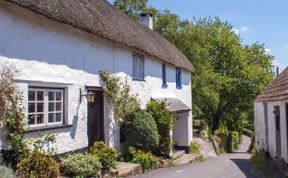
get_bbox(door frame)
[274,105,281,159]
[87,86,105,147]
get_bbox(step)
[113,162,142,178]
[174,154,196,166]
[172,150,185,160]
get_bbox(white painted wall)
[254,100,288,162]
[0,2,193,153]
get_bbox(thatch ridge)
[5,0,194,72]
[255,67,288,102]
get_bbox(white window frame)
[132,53,145,80]
[28,88,64,128]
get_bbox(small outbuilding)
[254,67,288,169]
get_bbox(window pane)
[56,113,62,122]
[37,91,44,101]
[49,91,55,101]
[36,114,44,124]
[28,103,35,113]
[56,102,62,111]
[48,113,54,123]
[28,115,35,125]
[56,91,62,101]
[37,103,44,112]
[49,103,55,112]
[28,91,35,101]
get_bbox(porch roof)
[153,98,191,113]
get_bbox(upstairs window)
[162,63,167,87]
[133,53,144,80]
[28,88,64,127]
[176,67,182,89]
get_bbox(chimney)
[276,67,279,76]
[139,13,153,30]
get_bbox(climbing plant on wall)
[99,71,140,122]
[0,64,28,162]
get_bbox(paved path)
[136,135,258,178]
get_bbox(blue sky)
[109,0,288,70]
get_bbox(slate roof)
[6,0,194,72]
[154,98,191,113]
[255,67,288,102]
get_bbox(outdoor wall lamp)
[79,88,95,103]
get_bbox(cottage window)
[176,67,182,89]
[162,63,167,87]
[28,88,64,127]
[133,53,144,80]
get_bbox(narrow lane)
[136,135,258,178]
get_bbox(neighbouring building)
[0,0,194,155]
[254,67,288,170]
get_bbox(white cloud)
[265,48,272,53]
[272,59,278,67]
[232,26,249,35]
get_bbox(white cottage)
[254,68,288,169]
[0,0,194,154]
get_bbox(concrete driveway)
[136,135,259,178]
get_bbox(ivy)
[99,71,139,122]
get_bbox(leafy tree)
[113,0,274,150]
[114,0,149,19]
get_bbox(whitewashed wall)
[254,101,288,162]
[0,1,192,153]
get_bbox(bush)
[123,109,159,152]
[89,141,118,172]
[146,100,174,156]
[60,153,102,177]
[189,142,200,155]
[127,147,158,172]
[0,165,14,177]
[17,149,60,178]
[232,131,241,150]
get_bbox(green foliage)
[189,142,200,155]
[89,141,118,171]
[123,108,159,152]
[146,100,174,156]
[17,149,60,178]
[127,147,158,172]
[60,153,102,178]
[17,134,60,178]
[195,154,205,162]
[232,131,241,150]
[0,65,28,161]
[0,165,14,178]
[99,71,139,122]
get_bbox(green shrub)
[189,142,200,155]
[123,109,159,152]
[146,100,174,156]
[232,131,240,150]
[17,149,60,178]
[127,147,158,172]
[195,154,205,162]
[60,153,102,177]
[0,165,14,178]
[89,141,118,171]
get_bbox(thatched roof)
[255,67,288,102]
[6,0,194,72]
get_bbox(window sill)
[26,124,73,133]
[132,78,145,82]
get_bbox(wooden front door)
[87,89,104,147]
[275,106,281,159]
